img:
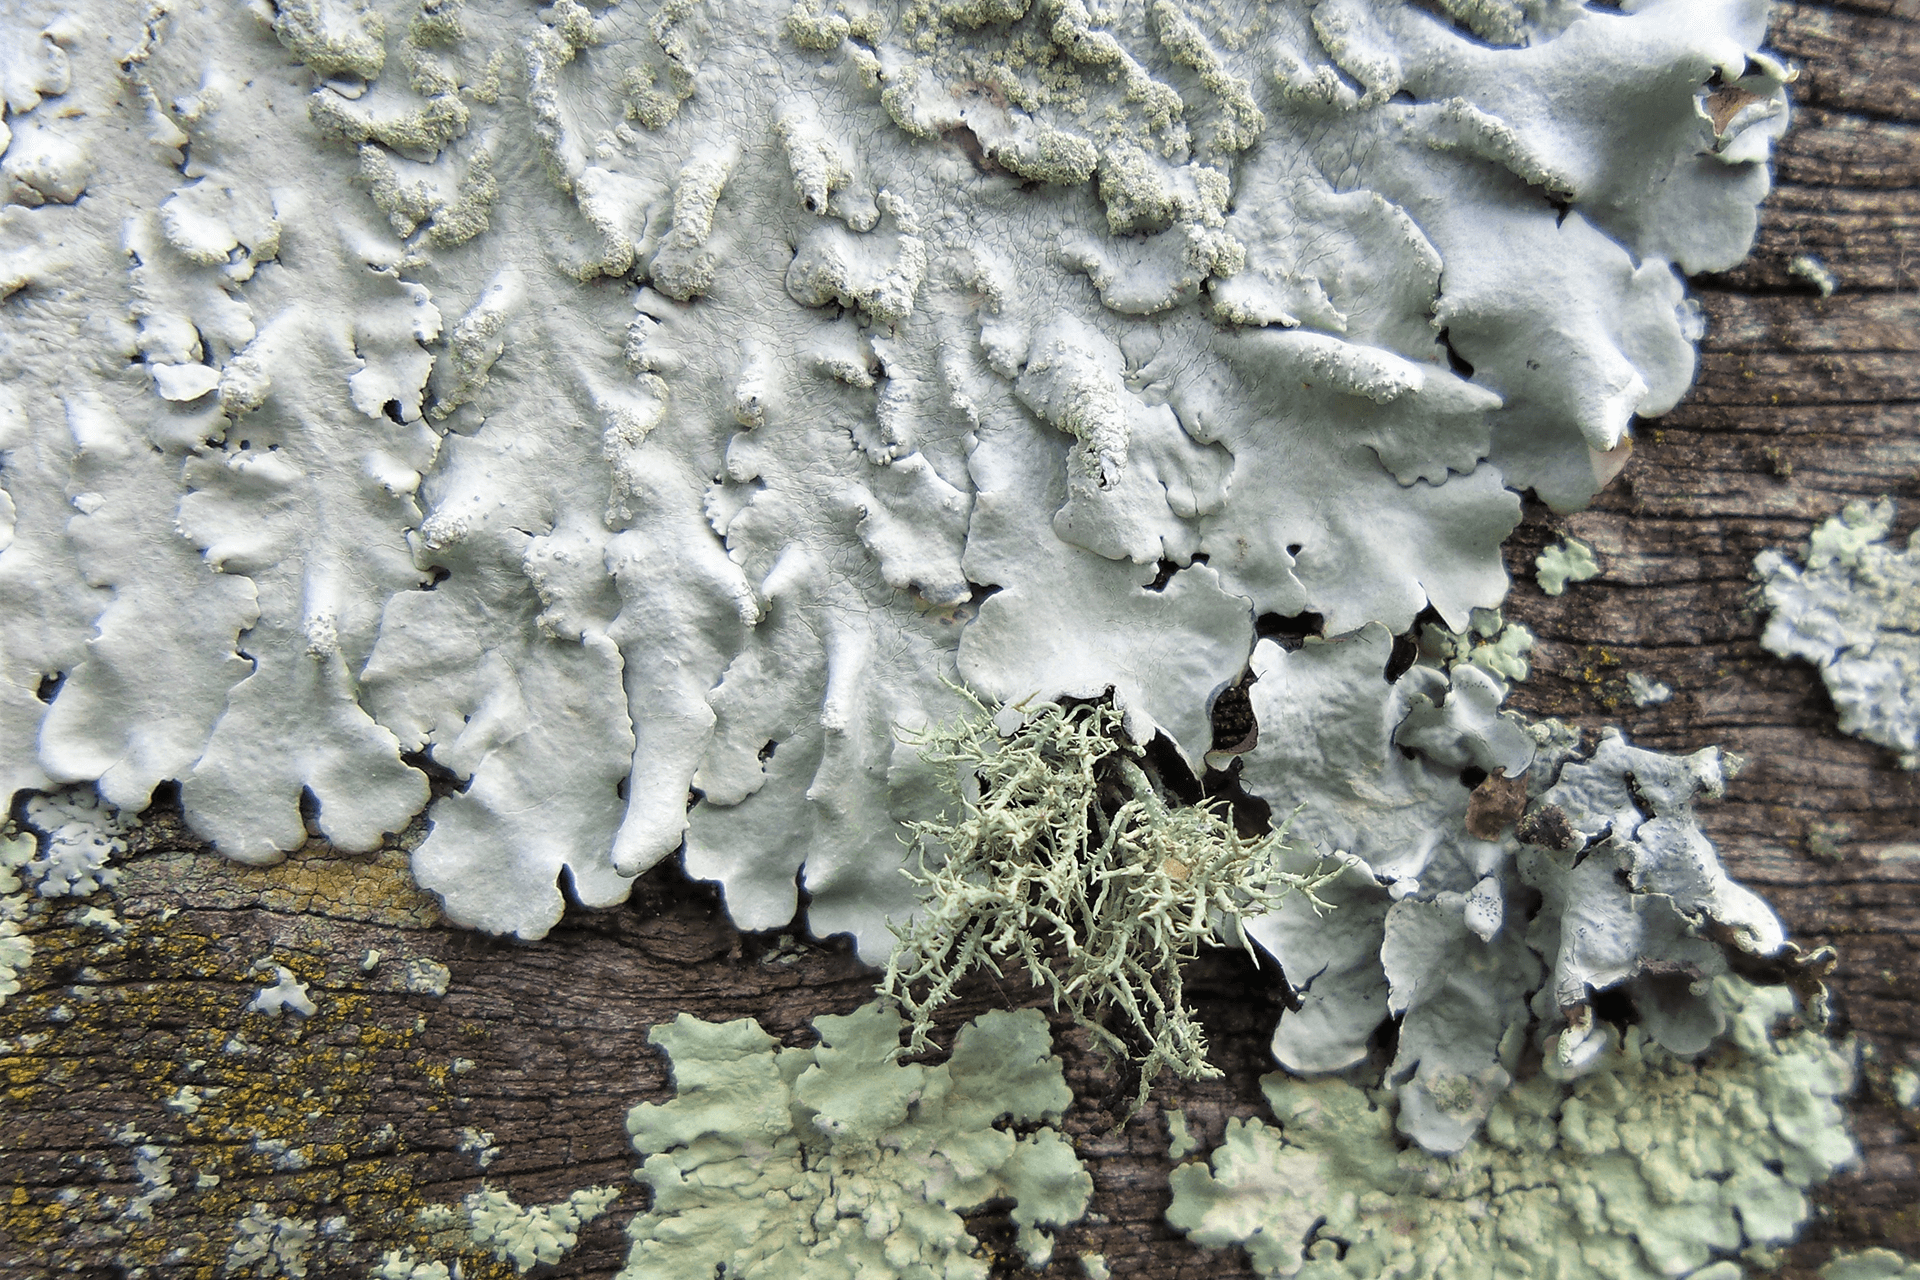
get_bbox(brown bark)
[2,1,1917,1275]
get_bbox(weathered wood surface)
[2,0,1917,1274]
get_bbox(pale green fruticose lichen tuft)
[1755,499,1920,767]
[882,694,1332,1109]
[1536,537,1601,596]
[1167,978,1857,1280]
[619,1000,1091,1276]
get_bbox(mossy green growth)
[1167,978,1857,1279]
[619,1001,1091,1277]
[882,696,1331,1111]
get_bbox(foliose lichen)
[3,0,1852,1253]
[1825,1251,1920,1279]
[1167,977,1857,1280]
[0,0,1791,972]
[463,1184,620,1273]
[225,1203,317,1278]
[1536,536,1600,596]
[1755,498,1920,768]
[0,830,33,1005]
[1418,607,1535,683]
[1241,626,1792,1153]
[248,963,319,1018]
[1788,253,1838,298]
[370,1252,452,1280]
[21,786,127,898]
[619,1001,1091,1276]
[1626,670,1673,707]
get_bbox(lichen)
[372,1250,454,1280]
[464,1184,619,1272]
[403,958,451,997]
[1626,670,1673,707]
[456,1125,498,1168]
[1789,253,1838,298]
[619,1001,1090,1276]
[882,693,1331,1108]
[1419,607,1535,683]
[267,0,388,80]
[1165,1108,1199,1160]
[0,22,1844,1268]
[21,787,127,898]
[1755,498,1920,767]
[1536,536,1601,596]
[0,831,34,1006]
[225,1203,317,1278]
[1825,1251,1920,1279]
[0,0,1793,970]
[1241,626,1789,1153]
[248,964,319,1018]
[1167,978,1857,1279]
[0,842,473,1275]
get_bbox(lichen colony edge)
[0,0,1790,940]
